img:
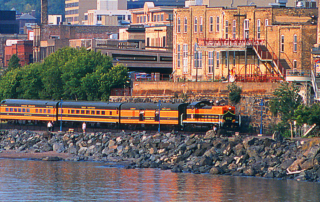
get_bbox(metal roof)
[121,102,185,110]
[61,101,122,109]
[1,99,59,106]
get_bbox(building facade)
[173,5,317,82]
[84,9,131,25]
[65,0,97,24]
[4,40,33,67]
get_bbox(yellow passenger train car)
[0,99,58,123]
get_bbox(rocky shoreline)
[1,129,320,182]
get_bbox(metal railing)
[199,38,265,47]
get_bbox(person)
[213,125,217,134]
[82,122,86,133]
[47,121,53,132]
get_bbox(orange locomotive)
[0,99,238,130]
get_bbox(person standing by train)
[82,122,86,133]
[47,121,53,132]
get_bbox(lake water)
[0,159,320,202]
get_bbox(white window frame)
[265,19,269,26]
[177,44,181,68]
[225,20,229,39]
[244,19,249,39]
[232,20,236,39]
[200,17,203,33]
[293,35,297,52]
[257,19,261,39]
[177,17,181,33]
[209,16,213,32]
[216,51,220,68]
[183,44,188,73]
[208,51,214,73]
[184,17,187,33]
[216,16,220,32]
[194,17,198,33]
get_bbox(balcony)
[286,70,311,82]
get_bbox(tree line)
[0,47,128,101]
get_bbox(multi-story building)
[65,0,97,24]
[127,0,187,9]
[173,5,317,82]
[97,0,127,10]
[4,40,33,67]
[0,11,19,34]
[84,10,131,25]
[130,2,175,26]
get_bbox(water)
[0,159,320,202]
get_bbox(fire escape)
[199,38,290,82]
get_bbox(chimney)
[41,0,48,25]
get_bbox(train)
[0,99,240,130]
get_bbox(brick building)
[4,40,33,67]
[33,24,120,62]
[173,5,317,82]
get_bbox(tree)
[269,82,302,139]
[6,54,21,73]
[227,82,242,105]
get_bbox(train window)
[81,110,85,114]
[40,109,42,113]
[109,111,112,115]
[18,108,21,112]
[97,111,100,115]
[86,110,90,114]
[71,110,75,114]
[44,109,47,113]
[23,109,26,112]
[10,108,13,112]
[48,109,51,113]
[76,110,80,114]
[68,110,70,114]
[101,111,105,115]
[14,108,17,112]
[5,108,8,112]
[91,110,95,115]
[27,109,30,112]
[36,109,38,113]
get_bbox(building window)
[225,20,228,39]
[293,35,297,52]
[293,60,297,69]
[143,16,146,22]
[232,20,236,39]
[153,15,156,22]
[233,51,236,66]
[200,17,203,32]
[265,19,269,26]
[257,19,261,39]
[209,16,213,32]
[97,15,102,21]
[244,19,249,39]
[177,17,181,33]
[216,52,220,68]
[177,44,181,68]
[194,44,202,68]
[157,15,160,21]
[161,14,164,21]
[194,17,198,32]
[208,51,213,73]
[137,16,139,23]
[216,16,220,32]
[281,35,284,52]
[183,44,188,73]
[140,16,143,23]
[184,17,188,33]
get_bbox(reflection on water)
[0,159,319,201]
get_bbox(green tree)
[0,68,22,100]
[269,82,302,139]
[227,82,242,105]
[295,103,320,127]
[6,54,21,73]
